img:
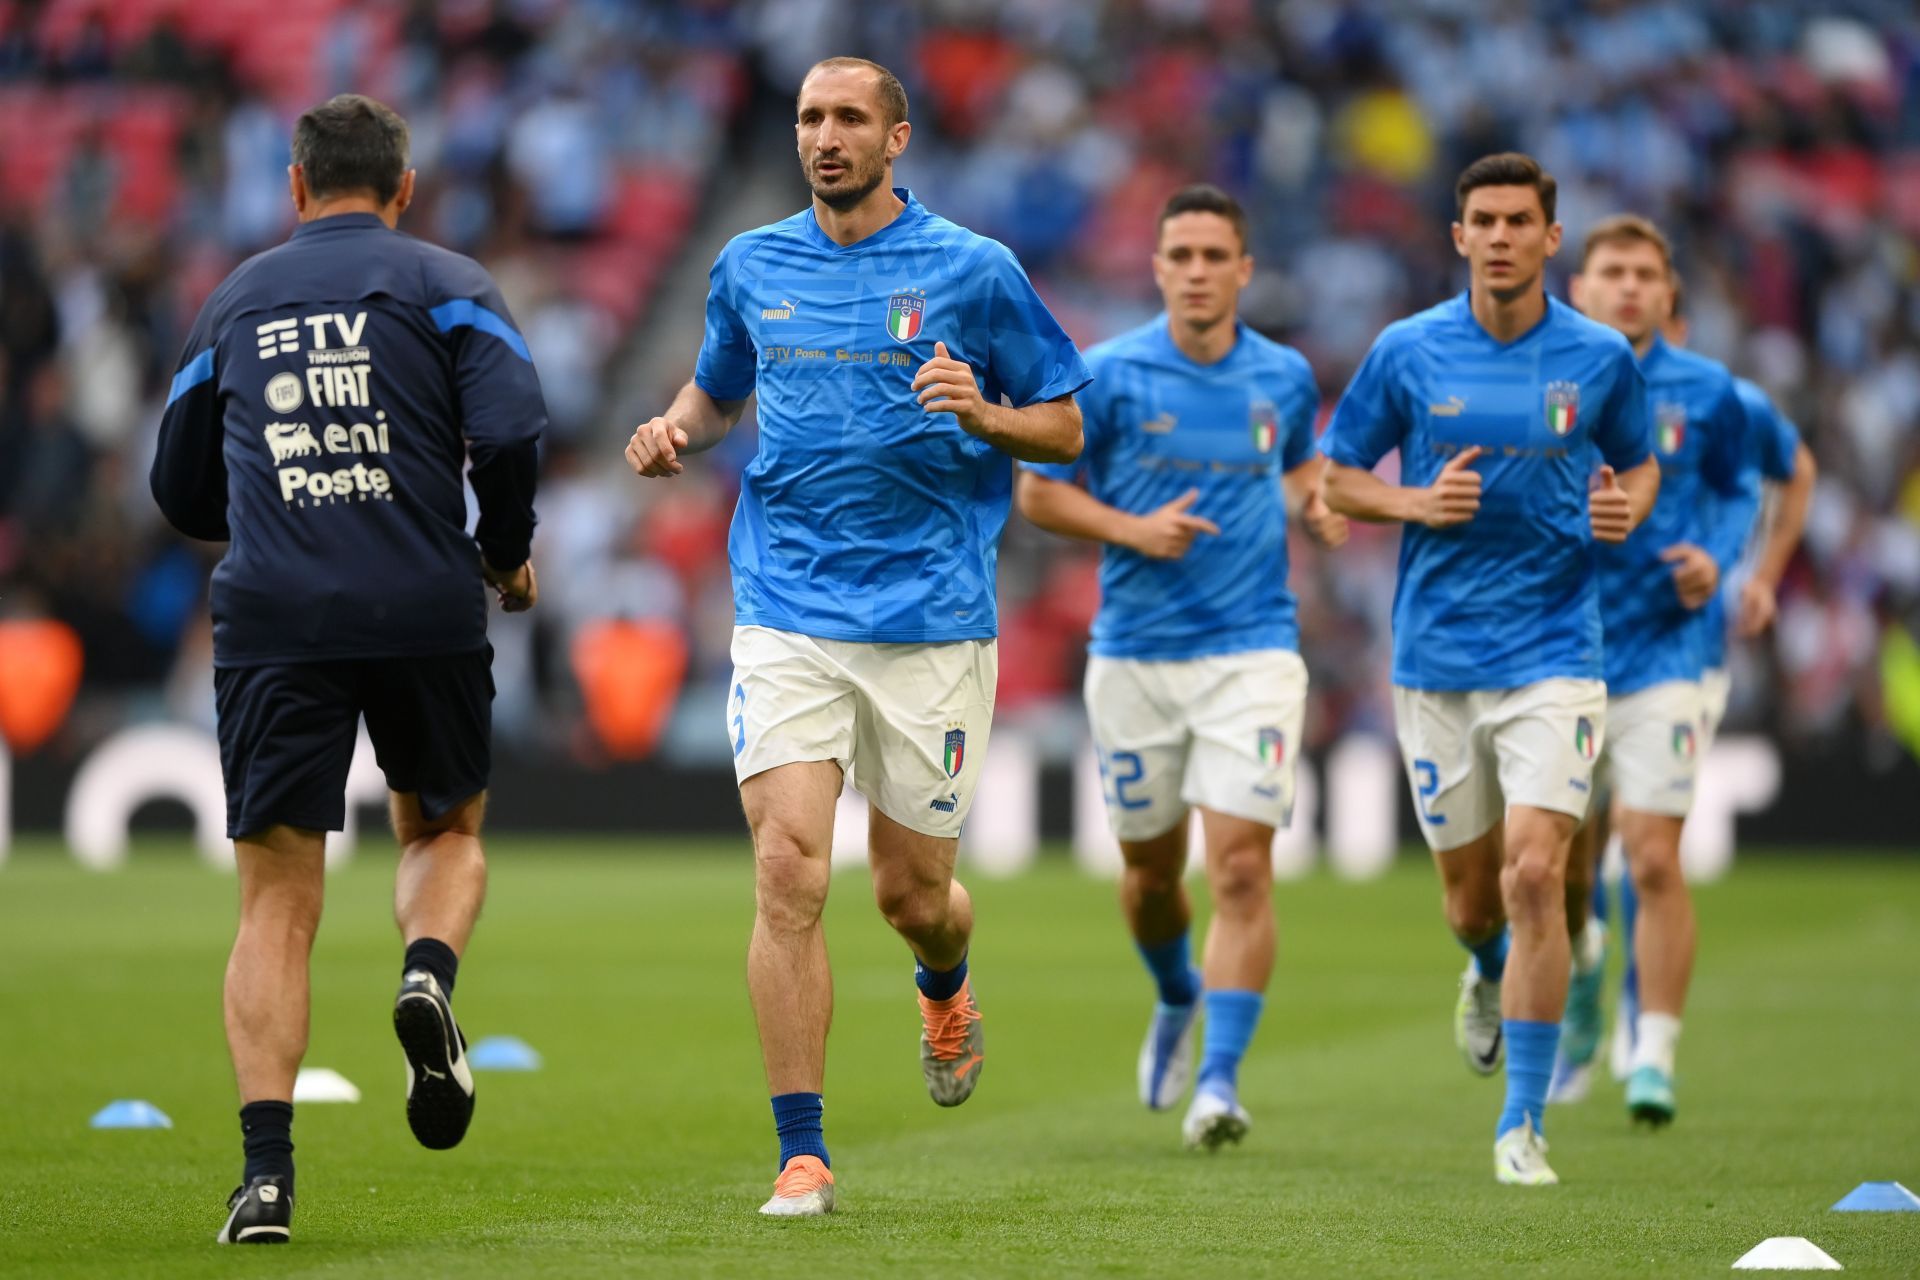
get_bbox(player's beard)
[805,146,887,212]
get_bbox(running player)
[623,57,1089,1217]
[1015,184,1348,1151]
[1574,275,1816,1091]
[1320,153,1659,1185]
[151,95,544,1244]
[1551,216,1752,1126]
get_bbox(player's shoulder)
[714,212,811,274]
[1732,375,1773,416]
[1083,318,1165,371]
[1369,297,1460,358]
[1239,326,1314,383]
[908,205,1024,278]
[1547,297,1634,358]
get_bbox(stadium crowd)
[2,0,1916,771]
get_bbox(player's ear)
[392,169,417,220]
[289,164,306,216]
[887,119,910,161]
[1544,221,1563,258]
[1568,270,1586,310]
[1237,251,1255,288]
[1450,221,1467,258]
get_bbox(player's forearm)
[1016,472,1139,548]
[1618,456,1661,532]
[1281,456,1328,518]
[1322,460,1424,524]
[667,380,747,454]
[971,396,1082,465]
[1752,444,1816,588]
[470,437,539,571]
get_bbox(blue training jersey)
[694,188,1091,643]
[152,213,546,666]
[1022,316,1318,660]
[1321,293,1652,692]
[1701,376,1803,670]
[1595,336,1750,694]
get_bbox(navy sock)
[1459,927,1509,983]
[771,1092,829,1169]
[1196,990,1264,1094]
[1497,1019,1559,1139]
[1136,934,1199,1006]
[240,1100,294,1192]
[404,937,459,999]
[914,951,968,1002]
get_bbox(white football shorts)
[1601,679,1706,819]
[727,625,995,838]
[1391,678,1607,851]
[1084,648,1308,842]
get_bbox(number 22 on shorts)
[1413,758,1446,826]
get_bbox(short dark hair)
[802,57,909,130]
[1455,152,1557,224]
[1156,183,1249,251]
[1579,213,1672,273]
[292,94,410,205]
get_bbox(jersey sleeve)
[1280,354,1320,472]
[149,302,230,541]
[1698,378,1755,570]
[693,239,758,402]
[975,243,1091,408]
[1020,348,1112,482]
[1593,345,1654,471]
[1752,395,1801,481]
[1321,332,1405,470]
[429,258,548,570]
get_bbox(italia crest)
[1671,722,1696,760]
[886,289,926,342]
[1257,727,1286,766]
[1545,381,1580,436]
[943,726,966,777]
[1250,401,1279,453]
[1655,402,1687,455]
[1574,716,1597,762]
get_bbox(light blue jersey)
[1596,337,1750,694]
[1701,377,1802,669]
[1023,316,1318,660]
[695,189,1091,642]
[1322,294,1652,691]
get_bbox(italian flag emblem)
[1250,401,1279,453]
[1575,716,1596,762]
[1672,722,1696,760]
[1258,727,1286,766]
[1545,380,1580,437]
[943,727,966,777]
[1656,403,1686,455]
[886,290,925,342]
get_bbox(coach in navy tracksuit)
[151,94,545,1245]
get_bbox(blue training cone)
[90,1100,172,1129]
[467,1035,542,1071]
[1832,1180,1920,1212]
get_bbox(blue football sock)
[1497,1020,1559,1138]
[1196,989,1264,1094]
[771,1092,828,1169]
[1136,934,1199,1006]
[1589,874,1610,926]
[915,951,968,1002]
[1459,927,1509,983]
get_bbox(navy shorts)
[214,649,494,839]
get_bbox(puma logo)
[953,1052,983,1080]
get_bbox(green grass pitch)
[1,838,1915,1277]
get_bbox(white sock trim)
[1631,1011,1681,1075]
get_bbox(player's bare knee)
[1209,843,1272,915]
[1501,853,1562,923]
[1445,894,1503,943]
[753,841,829,932]
[1123,859,1184,901]
[874,879,948,938]
[1629,845,1685,900]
